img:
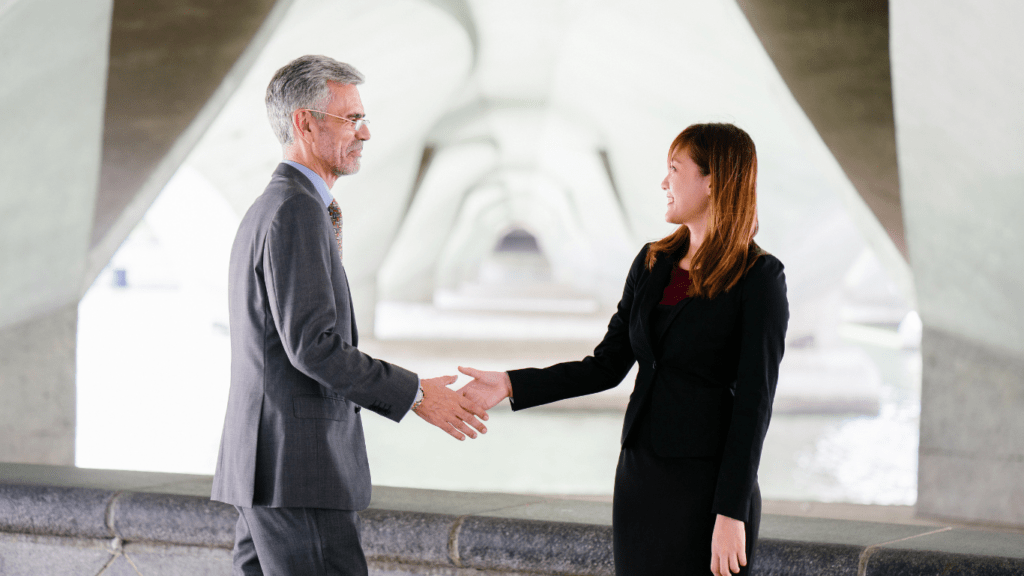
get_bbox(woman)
[460,122,788,576]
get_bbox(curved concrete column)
[891,1,1024,526]
[425,0,479,69]
[1,0,295,464]
[183,0,478,331]
[378,141,501,303]
[0,0,113,464]
[734,0,904,258]
[86,0,294,289]
[0,0,112,331]
[432,170,612,302]
[378,101,634,311]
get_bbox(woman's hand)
[458,366,513,410]
[710,514,746,576]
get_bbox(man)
[212,55,488,575]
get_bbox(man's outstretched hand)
[457,366,513,410]
[413,375,489,441]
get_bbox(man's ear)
[291,109,312,143]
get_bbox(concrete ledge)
[865,548,1024,576]
[457,516,614,574]
[2,463,1023,575]
[0,484,113,539]
[754,541,863,576]
[113,491,237,548]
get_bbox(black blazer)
[508,243,788,521]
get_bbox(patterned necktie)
[327,199,343,262]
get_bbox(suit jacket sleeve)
[263,193,417,422]
[507,246,645,408]
[712,256,789,521]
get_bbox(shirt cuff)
[409,378,423,412]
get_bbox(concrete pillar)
[0,0,112,464]
[0,305,79,464]
[733,0,911,301]
[0,0,112,330]
[891,1,1024,526]
[2,0,291,464]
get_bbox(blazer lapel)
[655,295,695,344]
[275,163,319,199]
[640,244,695,351]
[636,250,674,356]
[275,162,359,341]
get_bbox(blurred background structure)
[1,0,1022,529]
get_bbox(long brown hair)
[645,123,763,299]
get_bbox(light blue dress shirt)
[283,160,334,207]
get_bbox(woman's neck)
[679,222,707,270]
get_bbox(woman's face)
[662,148,712,226]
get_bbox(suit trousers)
[233,505,368,576]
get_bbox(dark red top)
[659,267,692,305]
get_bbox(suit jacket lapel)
[275,163,319,199]
[636,249,673,355]
[655,294,695,344]
[639,244,694,352]
[274,163,359,340]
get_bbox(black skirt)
[612,429,761,575]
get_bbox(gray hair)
[265,55,364,146]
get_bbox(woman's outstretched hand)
[710,514,747,576]
[458,366,513,410]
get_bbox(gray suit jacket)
[212,163,418,510]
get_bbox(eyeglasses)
[301,109,369,131]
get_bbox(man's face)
[310,82,370,177]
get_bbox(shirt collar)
[283,160,334,207]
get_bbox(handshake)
[411,366,513,441]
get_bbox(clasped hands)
[411,366,512,441]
